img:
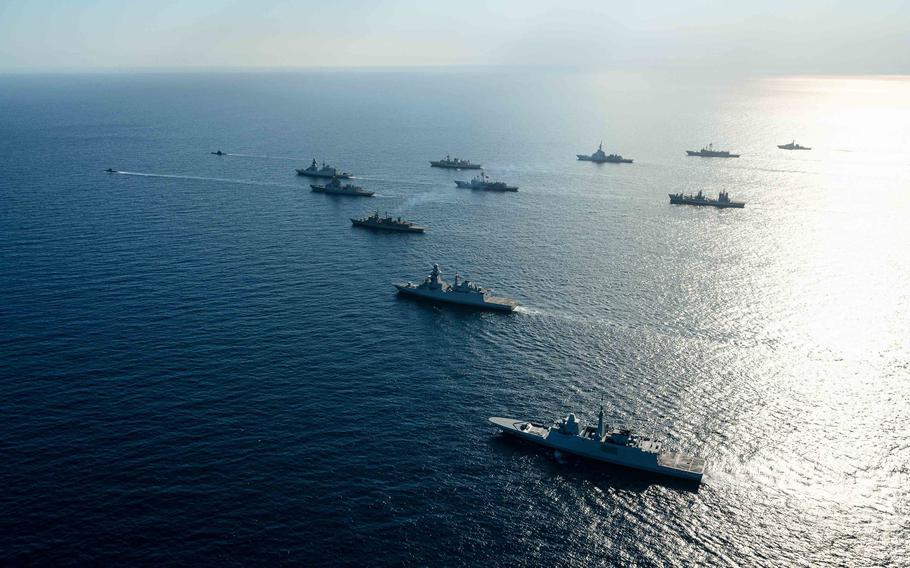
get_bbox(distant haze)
[1,0,908,73]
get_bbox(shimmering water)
[1,70,908,566]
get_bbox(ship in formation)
[351,212,425,233]
[454,171,518,192]
[430,155,482,169]
[297,159,352,179]
[576,142,633,163]
[778,140,811,150]
[686,143,740,158]
[311,177,374,197]
[394,264,519,312]
[669,190,745,208]
[489,406,705,483]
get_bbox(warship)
[778,140,811,150]
[296,159,352,179]
[104,168,116,173]
[351,212,425,233]
[454,171,518,192]
[311,177,375,197]
[429,155,482,169]
[394,264,519,312]
[669,190,745,208]
[686,143,740,158]
[211,150,225,156]
[490,407,705,483]
[576,142,633,163]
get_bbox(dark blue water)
[2,71,909,566]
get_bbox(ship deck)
[486,296,520,308]
[658,451,706,474]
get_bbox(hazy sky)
[1,0,908,73]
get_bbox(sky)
[0,0,908,73]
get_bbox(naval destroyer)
[311,177,374,197]
[429,155,482,169]
[778,140,811,150]
[351,212,425,233]
[454,171,518,192]
[686,143,740,158]
[394,264,519,312]
[297,159,352,179]
[490,407,705,482]
[576,142,633,163]
[669,190,745,208]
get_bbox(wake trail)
[225,153,305,162]
[114,171,299,189]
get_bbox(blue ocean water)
[1,70,909,566]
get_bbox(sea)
[1,69,908,567]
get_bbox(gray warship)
[311,177,375,197]
[577,142,633,163]
[429,155,482,169]
[351,212,425,233]
[490,407,705,483]
[686,143,740,158]
[669,190,745,208]
[296,159,352,179]
[778,140,811,150]
[394,264,519,312]
[454,171,518,192]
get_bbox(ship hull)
[394,284,517,312]
[669,195,745,208]
[777,145,811,150]
[454,181,518,192]
[489,417,703,482]
[686,151,740,158]
[311,186,374,197]
[430,161,482,169]
[352,220,424,232]
[297,170,352,179]
[577,155,633,163]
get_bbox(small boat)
[104,168,117,173]
[211,150,225,156]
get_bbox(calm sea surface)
[1,70,908,566]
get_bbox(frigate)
[577,142,633,163]
[668,190,745,208]
[394,264,518,312]
[490,407,705,482]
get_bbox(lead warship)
[490,407,705,482]
[311,177,375,197]
[351,212,425,233]
[454,171,518,192]
[778,140,811,150]
[429,155,482,169]
[669,190,745,208]
[296,159,352,179]
[394,264,519,312]
[576,142,633,163]
[686,143,740,158]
